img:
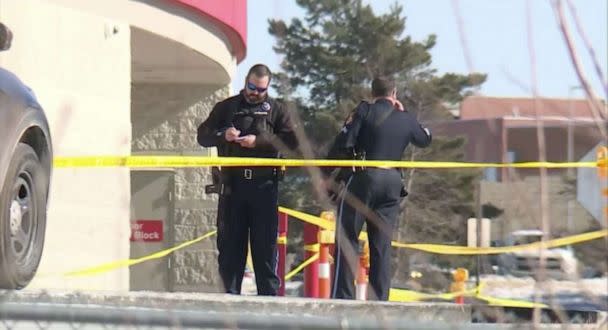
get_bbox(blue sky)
[235,0,607,100]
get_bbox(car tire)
[0,142,48,289]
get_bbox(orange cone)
[356,240,369,300]
[356,263,367,300]
[450,268,468,305]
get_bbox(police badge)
[255,101,272,115]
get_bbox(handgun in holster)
[325,149,366,203]
[276,165,286,181]
[205,166,225,195]
[352,149,366,172]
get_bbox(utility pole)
[475,179,482,288]
[567,86,582,233]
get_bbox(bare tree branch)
[552,0,607,139]
[451,0,475,73]
[565,0,608,98]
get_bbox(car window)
[513,235,542,245]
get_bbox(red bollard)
[318,229,334,299]
[303,222,319,298]
[277,212,288,296]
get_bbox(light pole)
[567,85,582,233]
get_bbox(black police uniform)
[326,99,432,301]
[197,91,297,295]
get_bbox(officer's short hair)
[247,64,272,82]
[371,76,395,97]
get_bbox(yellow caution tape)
[391,230,608,255]
[280,206,607,255]
[65,230,217,277]
[53,155,600,169]
[285,253,319,281]
[304,243,320,252]
[389,287,435,302]
[59,207,318,279]
[50,195,605,279]
[475,294,548,308]
[57,209,307,278]
[389,285,478,302]
[318,229,336,244]
[598,146,608,177]
[51,200,591,310]
[389,284,547,308]
[279,207,336,230]
[279,207,369,241]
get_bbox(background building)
[432,96,607,239]
[0,0,246,291]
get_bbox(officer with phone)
[325,76,432,301]
[197,64,298,295]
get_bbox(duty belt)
[232,167,278,180]
[354,166,399,173]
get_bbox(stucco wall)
[577,144,607,225]
[481,175,597,240]
[0,0,132,289]
[44,0,237,85]
[132,83,229,292]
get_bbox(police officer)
[326,76,432,301]
[197,64,298,295]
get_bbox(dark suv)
[0,23,52,289]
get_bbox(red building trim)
[170,0,247,62]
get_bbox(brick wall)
[132,83,229,292]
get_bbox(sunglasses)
[246,82,268,93]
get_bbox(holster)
[352,150,366,172]
[277,166,286,181]
[205,166,231,195]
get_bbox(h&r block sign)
[130,220,163,242]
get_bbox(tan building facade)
[0,0,246,291]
